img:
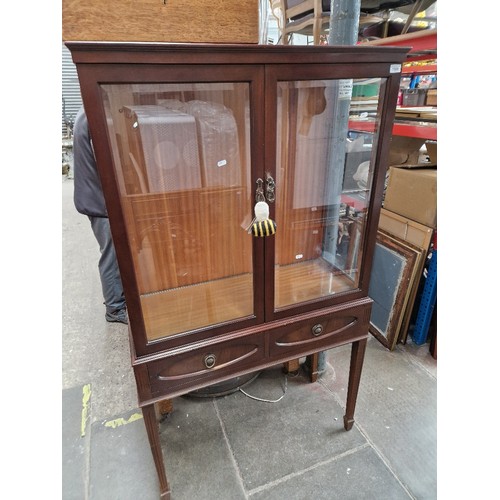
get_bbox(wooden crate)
[63,0,261,43]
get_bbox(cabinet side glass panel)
[274,78,385,310]
[100,83,254,340]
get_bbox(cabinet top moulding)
[66,42,410,66]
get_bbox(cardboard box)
[378,208,433,251]
[425,141,437,163]
[426,89,437,106]
[401,88,427,107]
[388,136,426,166]
[63,0,261,43]
[383,167,437,228]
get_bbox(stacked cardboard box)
[426,89,437,106]
[384,166,437,228]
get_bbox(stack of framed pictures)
[368,209,434,350]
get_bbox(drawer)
[269,301,371,359]
[147,333,265,397]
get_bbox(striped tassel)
[252,219,277,237]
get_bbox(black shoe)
[105,309,128,325]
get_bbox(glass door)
[269,72,388,313]
[98,76,262,342]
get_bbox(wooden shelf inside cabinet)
[67,42,408,500]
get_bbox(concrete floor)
[62,175,437,500]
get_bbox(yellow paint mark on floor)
[104,412,143,429]
[81,384,91,437]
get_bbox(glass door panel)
[100,82,254,340]
[274,78,385,311]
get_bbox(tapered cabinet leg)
[308,352,319,383]
[142,403,171,500]
[343,339,367,431]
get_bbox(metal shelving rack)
[412,249,437,345]
[363,28,438,347]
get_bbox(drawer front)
[148,333,265,397]
[269,301,371,359]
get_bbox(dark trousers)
[89,216,126,314]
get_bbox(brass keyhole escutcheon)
[265,174,275,203]
[312,324,323,336]
[204,354,216,369]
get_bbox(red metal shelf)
[358,30,437,141]
[349,119,437,141]
[360,29,437,61]
[392,121,436,140]
[402,63,437,74]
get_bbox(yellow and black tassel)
[252,219,277,237]
[247,201,276,238]
[247,200,277,238]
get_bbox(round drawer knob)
[312,324,324,336]
[204,354,216,369]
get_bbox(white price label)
[339,79,353,99]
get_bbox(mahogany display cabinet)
[66,42,408,499]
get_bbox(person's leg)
[89,216,127,323]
